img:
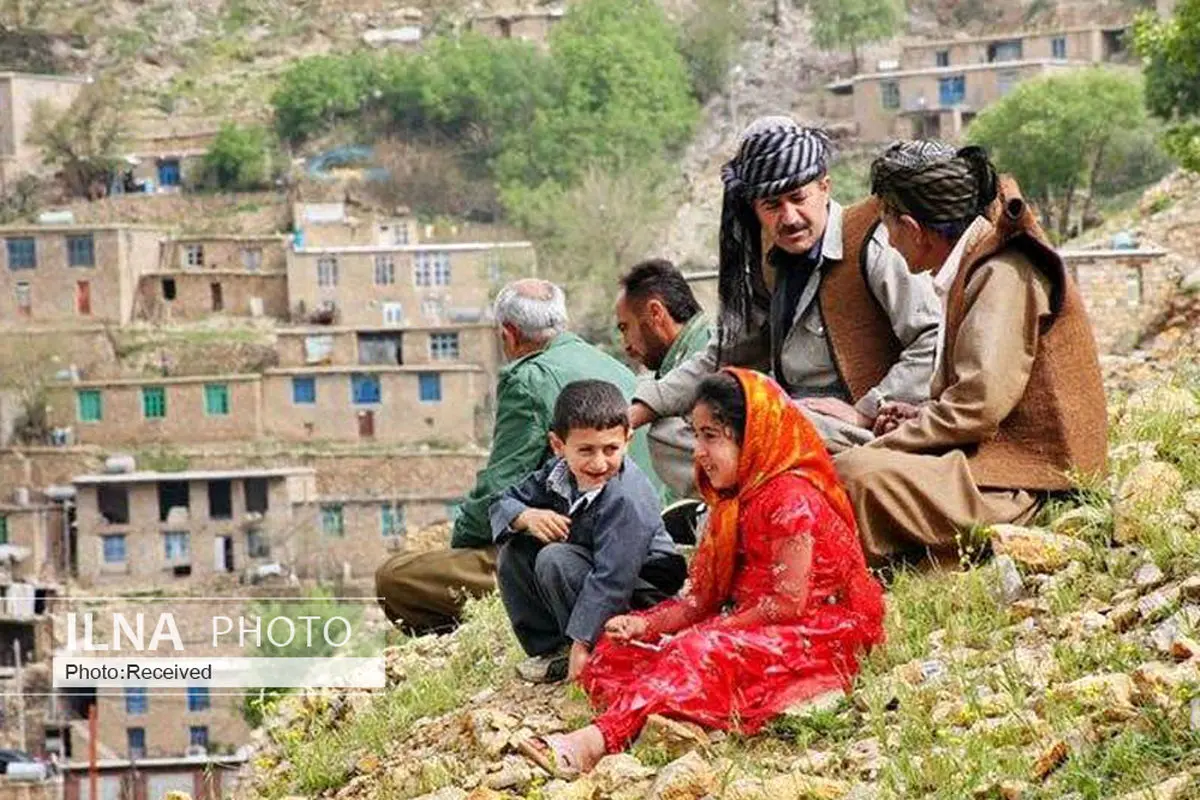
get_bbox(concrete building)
[0,498,66,584]
[467,7,565,46]
[275,323,500,373]
[0,225,165,327]
[827,23,1134,141]
[52,374,265,447]
[261,364,488,446]
[286,239,535,327]
[134,234,290,322]
[0,72,90,191]
[61,753,247,800]
[292,202,418,249]
[71,466,317,587]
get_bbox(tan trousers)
[374,546,499,634]
[834,448,1041,567]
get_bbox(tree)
[1134,0,1200,172]
[676,0,748,101]
[806,0,902,73]
[271,53,377,144]
[201,123,275,190]
[966,68,1153,240]
[0,332,66,445]
[27,79,125,198]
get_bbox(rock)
[1031,738,1069,780]
[466,789,507,800]
[1184,492,1200,523]
[354,754,381,775]
[1131,661,1200,708]
[1012,598,1051,619]
[895,659,948,685]
[1108,601,1142,632]
[993,555,1025,603]
[1124,386,1200,420]
[465,709,517,759]
[1182,575,1200,601]
[1134,562,1167,589]
[412,790,468,800]
[990,525,1092,573]
[1054,674,1135,710]
[1081,611,1111,633]
[1050,505,1109,536]
[635,714,709,759]
[591,754,655,795]
[790,750,835,775]
[1139,588,1179,624]
[1182,268,1200,294]
[1151,617,1182,654]
[783,689,847,717]
[1191,698,1200,731]
[1115,462,1185,543]
[648,751,716,800]
[544,777,599,800]
[1114,772,1194,800]
[763,772,852,799]
[845,737,885,777]
[1169,634,1200,661]
[484,758,534,792]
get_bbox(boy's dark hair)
[695,372,747,444]
[552,380,630,439]
[619,259,703,324]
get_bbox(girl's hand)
[604,615,649,642]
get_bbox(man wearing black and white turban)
[629,116,940,452]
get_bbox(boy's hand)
[568,640,590,681]
[873,401,920,436]
[514,509,571,543]
[604,615,649,642]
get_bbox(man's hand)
[604,614,649,642]
[513,509,571,543]
[872,401,921,436]
[568,640,591,681]
[628,401,658,430]
[797,397,872,429]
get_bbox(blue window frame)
[67,235,95,267]
[939,75,966,106]
[158,159,181,187]
[163,531,190,561]
[7,238,35,270]
[103,534,126,564]
[189,726,208,748]
[187,686,210,712]
[127,727,145,757]
[351,374,381,404]
[418,372,442,403]
[125,687,148,715]
[292,376,316,405]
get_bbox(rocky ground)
[228,339,1200,800]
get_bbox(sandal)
[515,733,585,779]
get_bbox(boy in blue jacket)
[491,380,686,684]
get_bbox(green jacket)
[451,332,660,548]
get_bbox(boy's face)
[549,425,630,492]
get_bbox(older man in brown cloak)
[834,141,1107,566]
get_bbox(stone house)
[261,364,488,446]
[122,120,224,192]
[0,224,165,327]
[286,240,536,327]
[134,234,290,322]
[0,72,90,192]
[52,374,264,447]
[827,23,1134,141]
[467,7,564,46]
[61,753,247,800]
[275,322,501,374]
[71,466,317,587]
[292,202,418,249]
[0,497,65,584]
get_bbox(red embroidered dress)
[580,368,885,752]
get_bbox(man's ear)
[548,431,566,457]
[647,298,670,327]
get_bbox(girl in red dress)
[519,367,886,776]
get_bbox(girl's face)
[692,402,741,491]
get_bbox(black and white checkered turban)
[870,140,999,224]
[721,116,832,201]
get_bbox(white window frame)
[429,332,460,361]
[382,302,404,326]
[241,248,263,271]
[317,256,339,288]
[184,245,205,268]
[374,254,395,286]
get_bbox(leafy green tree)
[28,78,125,198]
[1134,0,1200,171]
[967,68,1153,240]
[495,0,699,192]
[271,53,377,143]
[806,0,902,73]
[202,123,275,190]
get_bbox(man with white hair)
[376,278,660,635]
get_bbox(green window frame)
[204,383,230,416]
[321,504,344,537]
[78,389,102,422]
[381,503,404,537]
[0,515,8,545]
[142,386,166,419]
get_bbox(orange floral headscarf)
[690,367,855,604]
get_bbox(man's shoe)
[516,650,569,684]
